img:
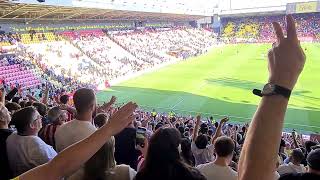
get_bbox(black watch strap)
[273,85,291,98]
[253,84,291,99]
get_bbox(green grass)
[97,43,320,133]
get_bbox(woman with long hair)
[135,128,206,180]
[180,138,196,167]
[69,136,136,180]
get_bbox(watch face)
[263,83,275,95]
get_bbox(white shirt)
[55,119,97,152]
[277,162,306,176]
[6,132,57,177]
[191,141,215,166]
[197,162,237,180]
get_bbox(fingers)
[272,22,284,44]
[286,14,298,42]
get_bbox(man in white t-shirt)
[7,107,57,177]
[197,136,237,180]
[55,88,116,152]
[277,148,306,176]
[55,88,98,152]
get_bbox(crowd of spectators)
[222,13,320,43]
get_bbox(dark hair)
[94,113,108,128]
[208,129,214,136]
[180,138,195,167]
[12,96,21,104]
[10,107,37,133]
[307,149,320,171]
[25,101,33,107]
[305,141,317,153]
[5,102,21,112]
[214,136,235,157]
[291,148,305,164]
[136,128,205,180]
[19,100,27,108]
[199,123,208,134]
[59,95,69,104]
[214,122,219,128]
[195,134,208,149]
[178,126,185,136]
[73,88,95,114]
[32,102,47,116]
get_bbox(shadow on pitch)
[205,77,320,102]
[97,85,320,133]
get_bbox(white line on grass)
[170,81,207,110]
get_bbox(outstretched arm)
[211,117,229,144]
[19,102,137,180]
[238,15,305,180]
[192,115,201,142]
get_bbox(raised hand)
[220,116,229,124]
[97,96,117,113]
[269,15,306,90]
[105,102,137,135]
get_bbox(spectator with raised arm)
[238,15,307,180]
[277,148,306,176]
[11,102,137,180]
[197,136,237,180]
[192,115,229,166]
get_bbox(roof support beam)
[12,11,29,19]
[57,9,92,21]
[0,4,28,18]
[26,8,61,23]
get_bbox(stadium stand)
[222,13,320,43]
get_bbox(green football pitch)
[97,43,320,133]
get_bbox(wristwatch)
[253,83,291,99]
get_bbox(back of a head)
[94,113,108,128]
[181,138,192,154]
[214,136,235,157]
[140,128,204,180]
[10,107,37,134]
[307,149,320,172]
[146,128,181,166]
[291,148,305,164]
[47,106,64,123]
[83,137,116,180]
[305,141,317,153]
[195,134,208,149]
[59,94,69,105]
[25,101,33,107]
[19,100,27,108]
[5,102,21,113]
[12,96,21,104]
[32,102,47,116]
[73,88,95,114]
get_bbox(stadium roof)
[0,1,206,23]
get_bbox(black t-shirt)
[0,128,14,180]
[114,127,141,170]
[280,173,320,180]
